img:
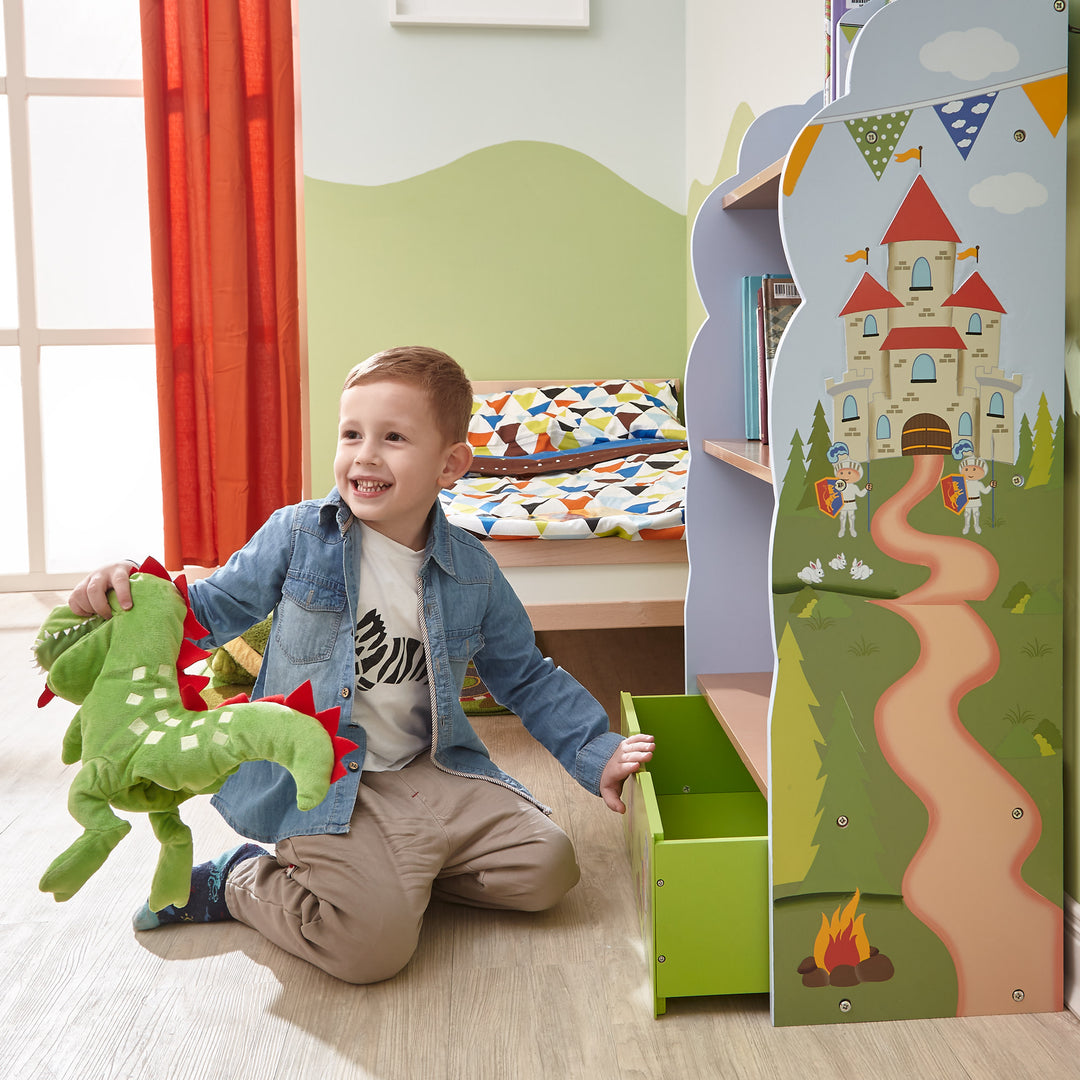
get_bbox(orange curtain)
[140,0,302,569]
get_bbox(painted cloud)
[969,172,1048,215]
[919,28,1019,82]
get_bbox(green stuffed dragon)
[34,557,357,912]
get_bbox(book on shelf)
[757,275,801,445]
[740,273,786,441]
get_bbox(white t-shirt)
[352,522,432,771]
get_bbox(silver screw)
[1013,808,1024,820]
[1013,989,1025,1002]
[656,879,665,887]
[839,999,852,1013]
[837,815,849,828]
[658,955,666,964]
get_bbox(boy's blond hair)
[342,346,473,445]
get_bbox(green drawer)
[621,692,769,1016]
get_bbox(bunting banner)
[1021,72,1067,138]
[844,111,913,179]
[782,67,1067,197]
[932,92,998,159]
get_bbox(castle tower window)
[876,415,891,440]
[911,353,936,382]
[910,257,932,291]
[988,392,1005,417]
[864,313,879,337]
[967,313,982,335]
[842,395,859,421]
[959,412,973,437]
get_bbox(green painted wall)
[304,140,686,496]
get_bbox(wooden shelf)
[697,672,771,797]
[702,439,773,483]
[720,157,784,210]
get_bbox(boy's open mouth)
[352,478,391,494]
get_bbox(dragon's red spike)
[259,694,286,706]
[182,609,210,642]
[137,555,171,580]
[316,706,341,740]
[38,685,56,708]
[177,639,211,671]
[330,735,359,783]
[179,682,207,711]
[283,681,316,719]
[217,692,252,707]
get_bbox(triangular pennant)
[933,92,998,159]
[1022,73,1067,138]
[844,110,912,179]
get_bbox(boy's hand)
[599,733,655,814]
[69,562,137,620]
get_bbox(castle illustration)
[826,174,1019,463]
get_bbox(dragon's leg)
[60,710,84,765]
[146,809,195,912]
[39,763,131,902]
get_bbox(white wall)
[299,0,686,211]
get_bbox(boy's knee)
[321,929,419,985]
[517,831,580,911]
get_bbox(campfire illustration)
[797,889,895,988]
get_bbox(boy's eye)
[341,430,360,441]
[386,432,404,442]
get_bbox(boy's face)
[335,379,472,551]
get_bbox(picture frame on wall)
[389,0,589,29]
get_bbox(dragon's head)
[34,557,211,707]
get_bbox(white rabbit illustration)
[829,553,847,570]
[850,558,874,580]
[797,558,824,585]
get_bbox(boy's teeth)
[354,479,389,491]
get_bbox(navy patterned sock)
[132,842,269,930]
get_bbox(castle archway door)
[901,413,951,456]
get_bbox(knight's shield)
[940,474,968,515]
[815,477,843,518]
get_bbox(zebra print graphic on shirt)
[354,609,427,692]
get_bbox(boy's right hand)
[69,562,137,619]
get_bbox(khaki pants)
[225,754,579,984]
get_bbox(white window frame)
[0,0,153,591]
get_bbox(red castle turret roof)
[881,175,961,244]
[839,272,905,316]
[942,271,1006,314]
[880,326,967,352]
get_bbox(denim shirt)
[187,491,623,843]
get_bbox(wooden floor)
[5,591,1080,1080]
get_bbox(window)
[0,1,160,587]
[911,353,936,382]
[988,392,1005,417]
[842,395,859,421]
[876,415,891,440]
[911,256,932,290]
[863,313,878,336]
[967,313,982,335]
[959,412,973,437]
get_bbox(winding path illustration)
[870,453,1062,1016]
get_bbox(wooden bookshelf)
[696,671,771,797]
[701,439,772,483]
[720,156,784,210]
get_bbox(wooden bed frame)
[468,380,688,631]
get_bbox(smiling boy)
[70,345,654,984]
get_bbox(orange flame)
[813,889,871,973]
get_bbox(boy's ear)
[440,441,473,487]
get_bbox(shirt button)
[340,687,351,698]
[348,761,360,771]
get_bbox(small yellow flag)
[844,248,869,263]
[958,246,979,260]
[895,146,922,163]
